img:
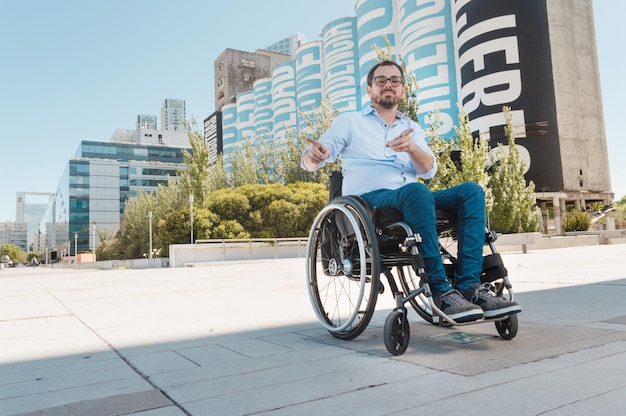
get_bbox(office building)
[265,33,307,57]
[137,115,157,130]
[0,222,27,253]
[38,128,189,255]
[16,192,53,250]
[161,99,186,131]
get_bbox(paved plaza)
[1,243,626,415]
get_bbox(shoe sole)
[438,310,484,323]
[482,305,522,319]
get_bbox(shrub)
[562,210,591,232]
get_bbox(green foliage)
[614,197,626,227]
[229,140,259,187]
[211,220,250,239]
[254,136,280,184]
[208,154,229,192]
[423,105,457,191]
[156,207,221,256]
[206,188,252,220]
[562,210,591,232]
[1,244,24,263]
[488,107,539,233]
[589,201,604,212]
[277,99,341,186]
[178,118,212,206]
[424,106,491,195]
[95,238,125,260]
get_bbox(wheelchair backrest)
[329,170,343,201]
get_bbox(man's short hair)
[367,60,405,86]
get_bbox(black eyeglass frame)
[371,75,404,87]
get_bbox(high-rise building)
[265,33,307,57]
[0,222,27,252]
[214,48,291,111]
[16,192,53,250]
[137,115,157,130]
[161,99,186,131]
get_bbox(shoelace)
[475,282,506,302]
[442,289,469,306]
[477,282,494,295]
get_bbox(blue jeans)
[360,182,486,295]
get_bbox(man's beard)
[374,91,400,109]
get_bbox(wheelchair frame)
[305,194,518,356]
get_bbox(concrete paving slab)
[1,244,625,415]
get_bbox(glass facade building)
[40,140,186,254]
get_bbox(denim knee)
[398,182,434,207]
[458,182,484,201]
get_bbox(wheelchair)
[305,173,518,355]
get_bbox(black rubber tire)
[384,309,410,355]
[495,313,519,339]
[306,197,380,340]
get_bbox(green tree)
[178,118,212,207]
[254,129,281,184]
[615,196,626,228]
[1,244,24,264]
[211,220,250,239]
[208,154,229,192]
[229,140,259,187]
[488,107,539,233]
[117,190,158,259]
[423,106,458,191]
[422,105,492,220]
[157,207,220,255]
[287,181,328,235]
[96,237,125,260]
[206,188,251,222]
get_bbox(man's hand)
[304,137,331,167]
[386,128,415,153]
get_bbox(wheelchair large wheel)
[396,265,436,324]
[306,197,380,340]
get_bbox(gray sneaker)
[435,289,483,323]
[463,282,521,319]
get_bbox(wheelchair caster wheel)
[384,309,410,355]
[495,313,518,339]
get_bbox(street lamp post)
[189,194,194,244]
[148,211,153,259]
[74,233,78,257]
[91,222,96,253]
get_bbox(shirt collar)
[362,104,406,121]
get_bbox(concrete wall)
[547,0,611,193]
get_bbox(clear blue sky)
[0,0,623,222]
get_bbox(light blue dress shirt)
[304,105,437,196]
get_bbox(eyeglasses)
[372,75,403,87]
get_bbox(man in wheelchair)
[302,60,521,323]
